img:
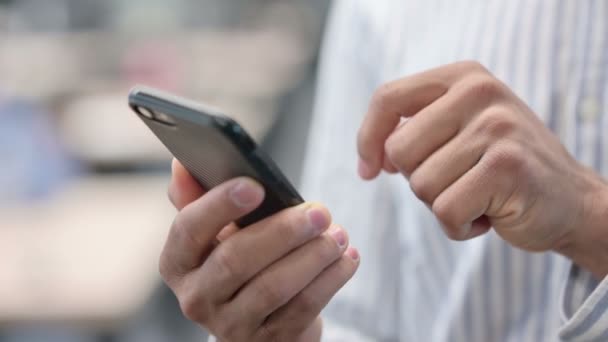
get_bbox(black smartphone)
[128,86,304,227]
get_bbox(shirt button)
[579,97,600,122]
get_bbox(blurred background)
[0,0,330,341]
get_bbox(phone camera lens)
[137,106,155,119]
[154,111,176,126]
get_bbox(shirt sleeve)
[205,318,373,342]
[558,264,608,341]
[321,317,377,342]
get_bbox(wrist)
[555,169,608,279]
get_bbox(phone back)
[129,87,303,227]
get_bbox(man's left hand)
[357,61,608,277]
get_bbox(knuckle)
[485,143,527,175]
[432,198,459,233]
[476,107,516,138]
[384,134,415,174]
[456,60,488,73]
[463,74,503,100]
[409,172,434,204]
[213,314,242,342]
[258,323,282,342]
[370,83,394,112]
[212,243,245,283]
[294,291,322,318]
[177,287,209,323]
[253,276,289,309]
[158,252,180,285]
[171,212,200,246]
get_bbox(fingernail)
[229,179,264,208]
[307,206,330,234]
[346,247,360,262]
[358,159,373,179]
[329,225,347,248]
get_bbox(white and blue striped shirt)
[300,1,608,341]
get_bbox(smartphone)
[128,86,304,227]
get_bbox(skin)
[357,61,608,279]
[161,159,360,342]
[162,60,608,341]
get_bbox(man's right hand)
[160,159,360,342]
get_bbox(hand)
[161,159,360,342]
[357,61,608,271]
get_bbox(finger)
[407,101,518,204]
[382,120,407,174]
[386,74,501,177]
[160,178,265,282]
[357,78,448,179]
[168,159,205,210]
[383,154,400,174]
[192,203,332,303]
[431,147,516,240]
[357,62,482,179]
[227,225,350,328]
[257,248,360,341]
[465,216,492,240]
[408,122,487,205]
[216,223,240,243]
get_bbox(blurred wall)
[0,1,330,341]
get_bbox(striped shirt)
[299,0,608,341]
